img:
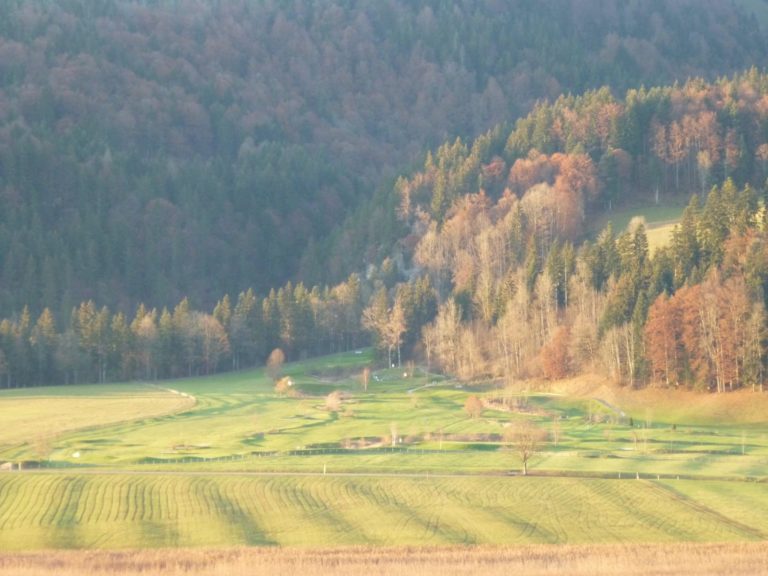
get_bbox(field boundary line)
[3,467,766,485]
[142,382,198,408]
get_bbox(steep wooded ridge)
[5,72,768,391]
[0,0,767,319]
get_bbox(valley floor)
[1,353,767,561]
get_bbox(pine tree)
[671,195,701,286]
[157,308,175,378]
[213,295,232,334]
[262,289,281,357]
[172,298,195,376]
[699,184,729,268]
[231,288,263,370]
[110,312,132,381]
[292,283,315,358]
[30,308,57,385]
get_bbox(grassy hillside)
[1,351,767,477]
[0,385,192,451]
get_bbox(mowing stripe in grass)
[1,473,767,550]
[649,481,768,540]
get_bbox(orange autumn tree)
[644,293,683,387]
[541,325,571,380]
[646,270,763,392]
[510,151,599,242]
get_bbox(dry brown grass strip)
[1,543,767,576]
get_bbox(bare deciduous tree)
[504,420,544,476]
[427,299,462,374]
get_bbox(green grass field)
[0,474,765,550]
[0,385,192,451]
[0,350,767,550]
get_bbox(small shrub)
[325,390,343,412]
[274,376,293,396]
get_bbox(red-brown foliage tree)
[644,293,683,386]
[540,325,571,380]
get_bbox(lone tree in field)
[266,348,285,381]
[504,420,544,476]
[464,395,483,419]
[32,433,56,463]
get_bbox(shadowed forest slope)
[1,0,768,317]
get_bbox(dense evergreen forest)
[6,71,768,392]
[1,0,768,320]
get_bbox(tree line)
[0,276,368,388]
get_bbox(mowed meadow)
[1,349,767,574]
[0,474,767,551]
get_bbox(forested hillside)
[5,73,768,391]
[388,71,768,392]
[1,0,767,320]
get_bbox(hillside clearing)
[588,202,684,253]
